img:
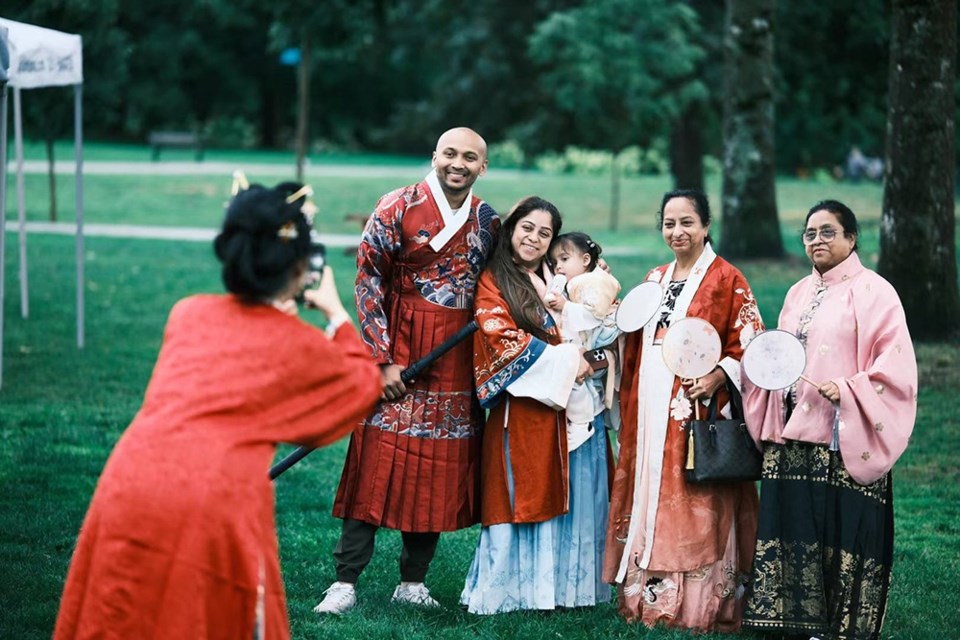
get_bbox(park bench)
[147,131,205,161]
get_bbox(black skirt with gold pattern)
[743,440,893,640]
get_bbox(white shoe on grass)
[312,581,356,615]
[391,582,440,607]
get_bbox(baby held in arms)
[545,232,621,451]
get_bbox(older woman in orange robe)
[54,181,381,639]
[604,189,762,632]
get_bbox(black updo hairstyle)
[550,232,602,272]
[804,199,860,251]
[213,181,312,302]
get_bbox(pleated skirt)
[743,440,894,640]
[460,416,611,614]
[333,302,482,532]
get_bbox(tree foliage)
[773,0,889,173]
[3,0,957,188]
[526,0,705,155]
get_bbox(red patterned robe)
[603,245,762,632]
[54,295,382,640]
[333,179,500,531]
[472,269,580,526]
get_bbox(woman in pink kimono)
[742,200,918,640]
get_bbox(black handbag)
[683,382,761,483]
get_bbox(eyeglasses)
[802,226,839,245]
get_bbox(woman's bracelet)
[325,311,352,337]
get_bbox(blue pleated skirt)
[460,415,612,614]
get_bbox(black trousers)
[333,518,440,584]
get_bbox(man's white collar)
[425,170,473,251]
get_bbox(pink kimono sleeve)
[835,275,918,484]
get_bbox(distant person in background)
[313,127,500,614]
[844,146,883,182]
[54,180,382,639]
[741,200,917,640]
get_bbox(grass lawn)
[12,139,428,167]
[1,157,959,638]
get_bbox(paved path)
[2,220,642,256]
[3,160,639,254]
[3,220,361,248]
[6,159,524,180]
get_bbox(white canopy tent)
[0,18,84,389]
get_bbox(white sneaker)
[391,582,440,607]
[312,581,356,615]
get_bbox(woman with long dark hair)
[460,196,610,614]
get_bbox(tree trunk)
[670,101,705,192]
[720,0,783,258]
[295,31,312,183]
[45,136,57,222]
[609,155,620,232]
[259,74,278,148]
[879,0,958,339]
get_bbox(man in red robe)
[314,128,501,614]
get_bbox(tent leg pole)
[0,83,8,389]
[74,84,83,348]
[13,85,25,319]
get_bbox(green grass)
[12,139,428,166]
[1,158,958,638]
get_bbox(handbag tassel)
[685,428,695,470]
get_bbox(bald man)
[314,128,501,614]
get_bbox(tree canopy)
[5,0,940,176]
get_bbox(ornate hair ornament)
[276,184,319,241]
[226,171,318,240]
[277,221,299,241]
[285,185,318,225]
[231,170,250,196]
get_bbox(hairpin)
[285,185,313,204]
[231,170,250,195]
[277,221,298,241]
[285,185,318,224]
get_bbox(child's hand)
[544,295,566,311]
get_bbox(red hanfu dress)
[603,244,762,632]
[53,295,381,640]
[333,177,500,532]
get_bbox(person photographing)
[54,178,381,640]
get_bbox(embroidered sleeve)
[355,191,404,364]
[836,276,918,484]
[473,273,577,409]
[473,294,545,407]
[718,270,766,391]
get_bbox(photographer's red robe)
[54,295,381,640]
